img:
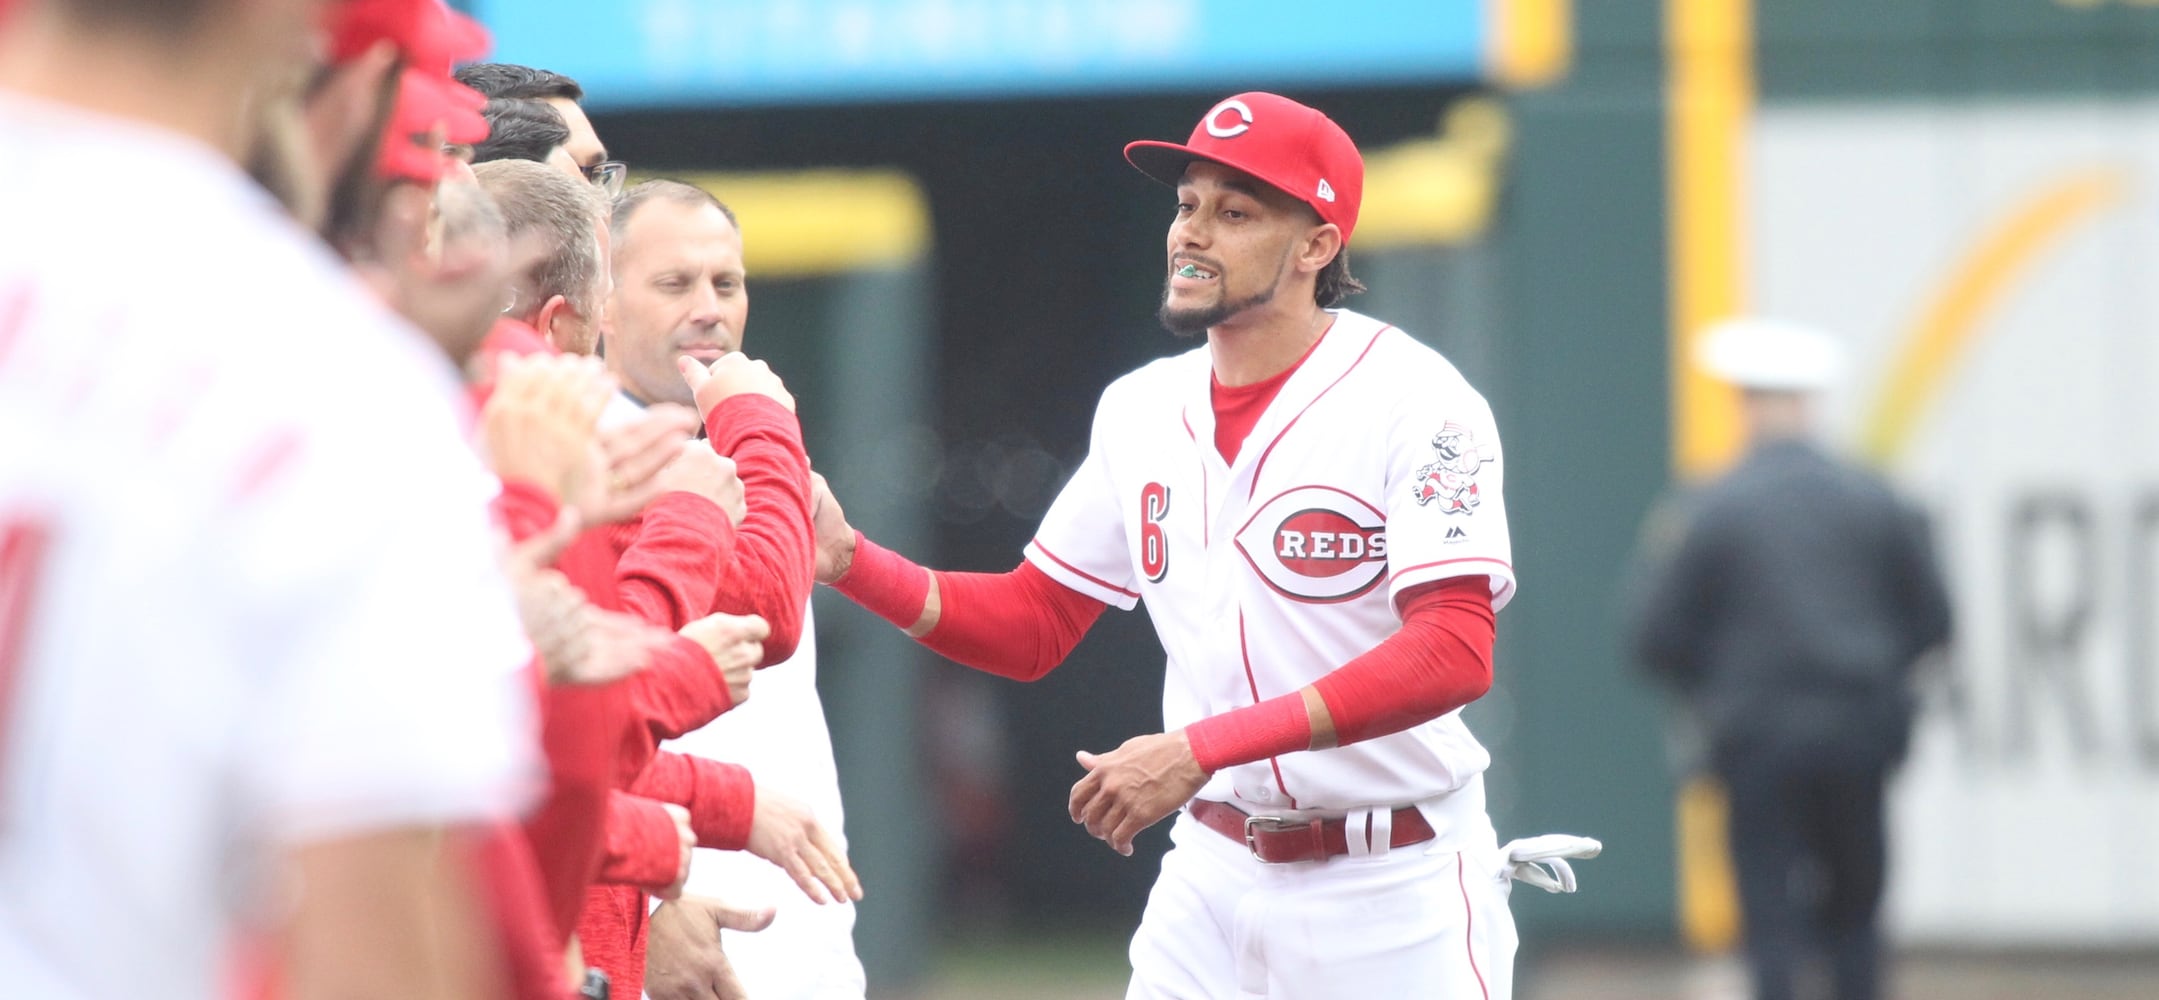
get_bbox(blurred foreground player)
[0,2,537,999]
[814,92,1597,999]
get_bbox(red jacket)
[565,393,815,999]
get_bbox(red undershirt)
[1210,326,1328,464]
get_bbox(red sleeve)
[522,682,633,937]
[833,535,1107,681]
[703,395,814,664]
[613,491,738,629]
[624,632,737,744]
[596,791,685,891]
[493,478,560,543]
[1313,577,1494,744]
[461,824,570,1000]
[925,561,1106,680]
[630,751,757,852]
[1185,578,1495,771]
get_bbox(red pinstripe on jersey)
[1245,320,1385,500]
[1235,608,1298,809]
[1458,851,1490,999]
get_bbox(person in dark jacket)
[1632,318,1953,1000]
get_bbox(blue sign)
[471,0,1488,109]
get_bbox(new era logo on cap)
[1123,92,1366,245]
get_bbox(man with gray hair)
[474,158,609,355]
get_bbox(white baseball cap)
[1695,317,1844,392]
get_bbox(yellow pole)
[1664,0,1753,954]
[1666,0,1752,478]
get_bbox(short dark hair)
[454,63,585,103]
[1316,249,1365,308]
[611,179,738,238]
[471,99,571,166]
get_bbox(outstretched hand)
[745,789,862,905]
[1069,731,1208,857]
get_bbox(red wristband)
[833,531,931,632]
[1183,691,1313,774]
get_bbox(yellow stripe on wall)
[1489,0,1574,89]
[1860,169,2130,464]
[667,169,931,278]
[1666,0,1753,478]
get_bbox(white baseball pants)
[1125,811,1519,1000]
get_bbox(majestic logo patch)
[1204,98,1254,139]
[1234,486,1388,603]
[1411,422,1489,514]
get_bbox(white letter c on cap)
[1205,99,1253,139]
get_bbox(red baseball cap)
[328,0,489,76]
[1125,92,1365,246]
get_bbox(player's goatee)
[1158,281,1276,337]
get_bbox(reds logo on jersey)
[1234,486,1388,603]
[1411,422,1489,514]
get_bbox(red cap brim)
[376,69,489,184]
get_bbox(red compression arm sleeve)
[631,751,757,852]
[928,561,1107,680]
[704,395,815,663]
[834,535,1107,681]
[1184,577,1496,772]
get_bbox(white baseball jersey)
[0,95,537,1000]
[1027,309,1512,827]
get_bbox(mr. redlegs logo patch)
[1234,486,1388,603]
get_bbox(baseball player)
[813,92,1594,999]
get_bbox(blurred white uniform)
[0,96,537,1000]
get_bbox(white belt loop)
[1343,806,1393,859]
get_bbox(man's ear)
[1298,223,1344,276]
[533,294,573,351]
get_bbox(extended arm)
[831,531,1108,680]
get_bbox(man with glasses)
[456,63,624,198]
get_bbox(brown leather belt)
[1187,798,1435,864]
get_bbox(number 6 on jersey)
[1139,482,1171,582]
